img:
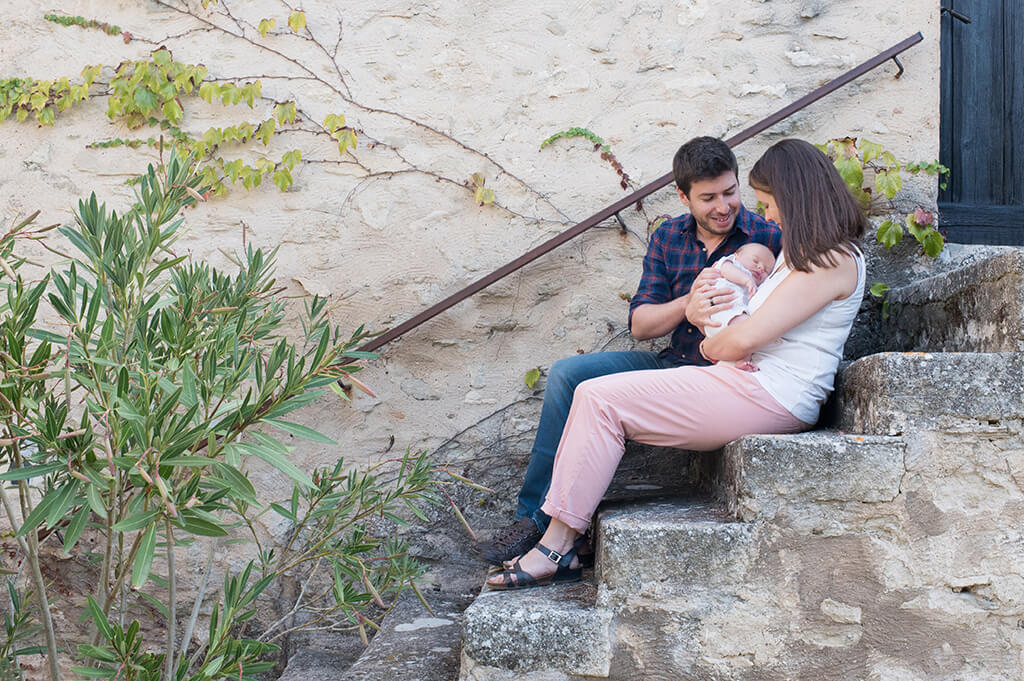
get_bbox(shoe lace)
[490,520,533,549]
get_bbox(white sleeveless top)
[747,247,865,424]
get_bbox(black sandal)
[487,541,583,590]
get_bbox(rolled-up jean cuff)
[539,501,590,534]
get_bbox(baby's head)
[734,243,775,285]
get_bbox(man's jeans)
[514,350,696,532]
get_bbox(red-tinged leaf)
[344,372,377,398]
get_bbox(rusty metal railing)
[354,32,924,356]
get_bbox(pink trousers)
[540,364,809,533]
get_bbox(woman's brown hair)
[748,139,868,272]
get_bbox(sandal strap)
[535,542,577,568]
[499,558,546,588]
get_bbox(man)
[479,136,782,565]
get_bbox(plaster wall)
[0,0,940,551]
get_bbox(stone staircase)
[457,248,1024,681]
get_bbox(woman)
[487,138,868,589]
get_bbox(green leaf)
[87,483,107,517]
[833,156,864,193]
[37,106,55,126]
[869,282,890,299]
[282,149,302,170]
[273,101,296,124]
[876,219,903,249]
[922,230,945,258]
[273,167,292,191]
[133,87,158,114]
[257,18,276,37]
[335,128,357,154]
[84,596,113,641]
[262,418,337,444]
[0,461,63,481]
[112,508,161,532]
[63,505,91,552]
[162,99,182,125]
[475,186,495,205]
[43,480,80,529]
[875,169,902,200]
[131,524,158,589]
[288,11,306,32]
[269,502,297,522]
[211,462,257,503]
[523,367,541,389]
[324,113,346,132]
[860,139,884,164]
[257,118,276,145]
[152,48,172,67]
[178,513,228,537]
[198,81,215,103]
[232,441,314,489]
[905,212,928,241]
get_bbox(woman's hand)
[685,268,737,331]
[702,252,860,362]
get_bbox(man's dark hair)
[672,136,739,196]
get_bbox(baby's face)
[736,245,775,285]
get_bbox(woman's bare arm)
[701,253,859,362]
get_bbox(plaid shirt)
[628,205,782,364]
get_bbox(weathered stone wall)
[0,0,941,613]
[0,0,941,473]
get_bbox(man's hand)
[685,268,737,331]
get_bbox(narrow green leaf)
[63,504,91,552]
[85,595,113,640]
[262,418,337,444]
[178,514,228,537]
[0,461,63,481]
[211,462,257,502]
[237,441,313,489]
[86,483,107,516]
[131,524,158,589]
[112,508,161,532]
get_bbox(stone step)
[835,351,1024,435]
[883,248,1024,353]
[720,431,905,521]
[596,499,756,601]
[606,441,714,500]
[459,580,613,680]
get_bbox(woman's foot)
[486,542,583,590]
[495,533,593,572]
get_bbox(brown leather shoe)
[479,518,543,566]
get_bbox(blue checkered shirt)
[628,205,782,364]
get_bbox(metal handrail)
[354,32,924,356]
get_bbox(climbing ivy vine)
[0,5,569,225]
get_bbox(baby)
[704,242,775,369]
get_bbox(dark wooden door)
[940,0,1024,244]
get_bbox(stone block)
[460,581,612,678]
[836,352,1024,435]
[597,500,756,598]
[721,432,905,521]
[885,249,1024,353]
[342,596,464,681]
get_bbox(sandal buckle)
[541,548,563,563]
